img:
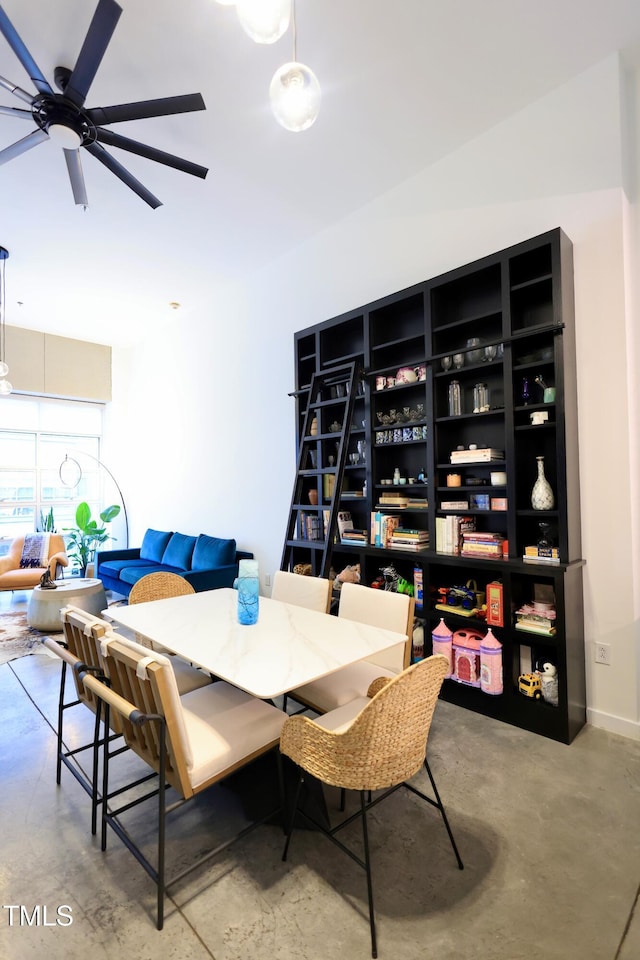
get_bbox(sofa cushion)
[162,533,197,571]
[99,558,157,577]
[119,564,185,587]
[191,534,236,571]
[140,529,173,563]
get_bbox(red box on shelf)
[486,581,504,627]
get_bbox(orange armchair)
[0,534,69,591]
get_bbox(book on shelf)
[370,512,401,547]
[341,530,369,545]
[440,500,469,511]
[337,511,354,537]
[449,448,504,464]
[435,515,476,555]
[461,531,505,559]
[298,512,323,541]
[523,545,560,563]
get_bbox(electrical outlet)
[595,643,611,665]
[264,573,271,588]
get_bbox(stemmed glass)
[453,353,464,370]
[484,344,497,362]
[441,356,452,371]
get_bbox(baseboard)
[587,707,640,741]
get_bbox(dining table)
[105,586,408,700]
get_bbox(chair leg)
[55,661,67,785]
[282,769,304,862]
[360,791,377,959]
[424,759,464,871]
[90,702,102,836]
[157,723,167,931]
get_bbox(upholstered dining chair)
[280,654,463,959]
[287,582,414,715]
[83,633,287,930]
[127,571,212,694]
[271,570,332,613]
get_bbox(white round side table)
[27,578,108,631]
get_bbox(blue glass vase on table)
[236,559,259,625]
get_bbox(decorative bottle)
[531,456,555,510]
[448,380,461,416]
[237,558,259,625]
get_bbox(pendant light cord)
[292,0,297,61]
[0,255,5,366]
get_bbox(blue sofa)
[96,528,253,598]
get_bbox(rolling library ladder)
[281,362,359,578]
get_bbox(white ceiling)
[1,0,640,348]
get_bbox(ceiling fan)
[0,0,208,208]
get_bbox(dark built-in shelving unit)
[285,228,585,744]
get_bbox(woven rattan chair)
[83,633,287,929]
[287,582,414,715]
[280,654,463,958]
[271,570,332,613]
[127,571,211,694]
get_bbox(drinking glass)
[453,353,464,370]
[484,344,497,362]
[441,355,452,371]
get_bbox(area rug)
[0,609,62,665]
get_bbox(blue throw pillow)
[161,533,197,571]
[191,534,236,571]
[140,529,173,563]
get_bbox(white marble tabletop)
[106,588,407,699]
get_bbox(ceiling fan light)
[270,61,320,132]
[237,0,291,44]
[47,123,82,149]
[0,379,12,396]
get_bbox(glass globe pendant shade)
[0,360,8,377]
[270,61,321,132]
[0,378,12,396]
[237,0,291,43]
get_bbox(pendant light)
[0,247,11,396]
[237,0,291,44]
[270,1,320,132]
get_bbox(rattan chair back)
[281,654,449,792]
[129,572,195,605]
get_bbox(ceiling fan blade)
[0,127,48,164]
[0,73,35,105]
[0,5,53,95]
[63,0,122,108]
[96,128,208,179]
[87,92,206,126]
[64,149,88,206]
[0,104,33,120]
[84,140,162,208]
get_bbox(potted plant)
[64,501,121,576]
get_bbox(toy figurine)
[539,661,559,706]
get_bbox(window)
[0,396,105,543]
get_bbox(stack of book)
[376,492,409,509]
[435,515,476,555]
[460,531,505,559]
[340,528,369,546]
[523,544,560,563]
[449,448,504,465]
[388,528,429,551]
[515,602,557,636]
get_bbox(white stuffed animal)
[540,661,558,707]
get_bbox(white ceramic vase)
[531,456,555,510]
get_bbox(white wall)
[109,53,640,738]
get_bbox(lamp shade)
[0,360,8,377]
[0,378,12,396]
[270,61,320,132]
[237,0,291,44]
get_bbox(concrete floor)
[1,590,640,960]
